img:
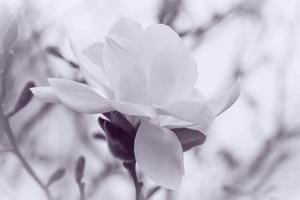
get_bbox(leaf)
[75,156,85,183]
[47,168,66,187]
[171,128,206,152]
[46,46,64,59]
[9,82,35,117]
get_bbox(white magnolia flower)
[31,18,240,189]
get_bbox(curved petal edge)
[134,121,184,190]
[30,86,60,103]
[206,78,241,116]
[48,78,112,114]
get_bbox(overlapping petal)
[137,24,182,64]
[30,87,60,103]
[147,42,197,105]
[190,88,203,101]
[157,115,192,129]
[103,35,148,104]
[134,121,184,190]
[108,100,156,118]
[69,39,114,99]
[109,17,143,42]
[82,42,104,67]
[206,79,241,116]
[137,24,197,105]
[48,78,112,114]
[159,100,214,126]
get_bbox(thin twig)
[123,161,145,200]
[86,162,120,198]
[0,108,52,199]
[0,51,51,199]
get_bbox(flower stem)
[0,108,52,200]
[123,161,145,200]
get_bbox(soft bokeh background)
[1,0,300,199]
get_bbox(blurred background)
[1,0,300,199]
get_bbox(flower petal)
[134,121,184,189]
[48,78,112,114]
[69,39,114,99]
[108,100,156,118]
[137,24,182,64]
[147,40,197,105]
[30,87,60,103]
[82,42,104,67]
[157,115,192,129]
[159,100,214,126]
[109,17,143,42]
[103,35,148,103]
[190,88,203,101]
[206,79,241,116]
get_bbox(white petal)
[69,39,114,99]
[48,78,112,114]
[108,100,156,118]
[134,121,184,189]
[103,35,148,104]
[157,115,192,129]
[109,17,143,42]
[137,24,182,64]
[159,100,214,125]
[30,87,60,103]
[190,88,203,101]
[147,40,197,105]
[206,79,241,116]
[82,42,104,67]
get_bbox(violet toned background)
[1,0,300,199]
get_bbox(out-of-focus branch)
[75,156,86,200]
[189,0,264,49]
[158,0,183,27]
[146,186,162,199]
[0,49,52,199]
[220,17,297,200]
[0,108,52,199]
[165,189,174,200]
[123,161,145,200]
[46,46,79,69]
[17,103,54,143]
[158,0,265,51]
[218,149,240,170]
[86,162,121,198]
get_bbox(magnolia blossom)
[31,18,240,189]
